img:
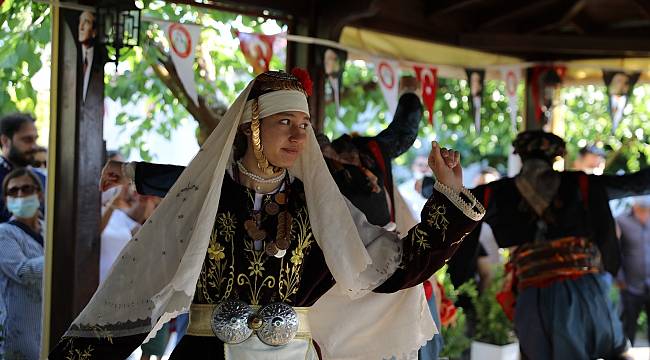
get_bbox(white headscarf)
[62,78,434,359]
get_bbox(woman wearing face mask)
[0,168,44,360]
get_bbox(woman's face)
[5,175,41,201]
[257,111,311,169]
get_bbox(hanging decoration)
[413,65,438,125]
[236,30,277,74]
[603,70,641,133]
[501,66,521,132]
[527,65,566,126]
[157,21,201,105]
[465,68,485,134]
[376,58,400,117]
[317,46,348,115]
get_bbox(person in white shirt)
[398,154,432,221]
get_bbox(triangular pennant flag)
[158,22,201,106]
[500,66,521,132]
[414,65,438,125]
[375,58,400,117]
[273,32,288,67]
[236,31,276,75]
[466,68,485,134]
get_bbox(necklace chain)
[237,161,286,184]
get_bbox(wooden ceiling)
[174,0,650,61]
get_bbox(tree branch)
[145,40,225,144]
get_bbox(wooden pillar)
[44,5,104,351]
[286,15,327,132]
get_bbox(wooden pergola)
[42,0,650,354]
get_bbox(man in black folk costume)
[49,70,484,359]
[424,130,649,360]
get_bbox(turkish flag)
[414,65,438,125]
[236,31,276,74]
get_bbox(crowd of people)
[0,69,650,360]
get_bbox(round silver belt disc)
[256,302,299,346]
[211,299,255,344]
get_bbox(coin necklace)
[264,183,292,258]
[236,164,291,258]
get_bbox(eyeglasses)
[6,184,38,197]
[32,160,46,168]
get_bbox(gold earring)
[251,100,274,175]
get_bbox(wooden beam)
[427,0,483,17]
[459,33,650,57]
[631,0,650,19]
[569,11,597,34]
[526,0,587,34]
[168,0,303,20]
[479,0,560,30]
[321,0,382,39]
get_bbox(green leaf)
[1,0,14,14]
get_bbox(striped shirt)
[0,221,44,360]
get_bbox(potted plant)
[464,266,518,360]
[437,270,472,360]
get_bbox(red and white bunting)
[236,31,276,75]
[414,65,438,125]
[500,66,521,132]
[375,58,400,116]
[158,21,201,106]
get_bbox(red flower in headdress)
[291,68,313,96]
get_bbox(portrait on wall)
[63,9,104,105]
[465,68,485,133]
[78,10,97,102]
[603,70,641,132]
[317,46,347,113]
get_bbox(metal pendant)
[211,299,255,344]
[256,302,299,346]
[252,229,267,241]
[276,237,290,250]
[265,202,280,216]
[244,219,257,232]
[275,193,287,205]
[265,241,279,256]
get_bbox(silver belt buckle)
[210,299,255,344]
[256,302,299,346]
[210,300,299,346]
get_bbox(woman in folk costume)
[49,70,484,360]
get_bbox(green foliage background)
[105,1,286,160]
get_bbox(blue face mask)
[7,194,40,218]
